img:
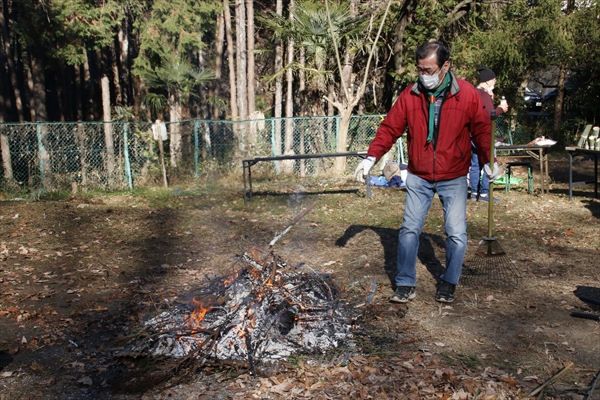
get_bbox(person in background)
[353,41,498,304]
[469,66,509,202]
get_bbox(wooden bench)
[242,151,369,204]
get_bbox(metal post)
[568,151,573,201]
[595,153,598,198]
[123,123,133,189]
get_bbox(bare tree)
[273,0,284,157]
[101,74,116,183]
[246,0,256,116]
[0,0,24,121]
[223,0,238,121]
[324,0,393,174]
[117,23,130,105]
[284,0,295,159]
[212,11,225,120]
[109,43,122,106]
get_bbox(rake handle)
[488,112,496,239]
[570,312,600,321]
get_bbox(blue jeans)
[395,173,467,287]
[469,152,489,197]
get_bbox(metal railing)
[0,114,550,195]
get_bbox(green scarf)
[426,73,451,144]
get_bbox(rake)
[462,114,522,289]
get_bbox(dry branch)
[523,362,575,398]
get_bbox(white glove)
[484,161,500,181]
[354,157,375,183]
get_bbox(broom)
[462,113,522,289]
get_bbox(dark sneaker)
[470,194,478,201]
[435,280,456,303]
[390,286,416,303]
[477,195,500,203]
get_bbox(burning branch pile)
[139,250,354,367]
[130,203,356,373]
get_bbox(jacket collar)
[411,71,460,97]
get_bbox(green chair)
[505,161,534,194]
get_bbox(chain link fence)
[0,114,550,195]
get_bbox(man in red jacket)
[354,41,498,304]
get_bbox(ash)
[138,251,357,363]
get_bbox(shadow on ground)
[335,225,447,290]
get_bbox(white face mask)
[419,73,441,90]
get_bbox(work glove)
[484,161,500,181]
[354,157,375,183]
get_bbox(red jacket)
[476,87,504,118]
[367,72,492,181]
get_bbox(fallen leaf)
[1,371,13,378]
[30,362,43,371]
[42,376,55,386]
[78,376,93,386]
[500,376,517,386]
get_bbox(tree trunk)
[30,53,50,188]
[0,130,12,182]
[0,110,13,181]
[83,52,95,121]
[133,75,143,120]
[26,59,36,121]
[117,24,130,106]
[235,0,248,151]
[391,0,417,103]
[223,0,238,121]
[73,64,89,186]
[109,43,122,106]
[298,47,306,113]
[553,66,566,133]
[246,0,255,116]
[169,90,183,167]
[101,75,115,184]
[273,0,284,158]
[30,55,47,121]
[332,43,356,174]
[212,11,225,120]
[284,0,295,157]
[0,0,24,121]
[202,121,212,159]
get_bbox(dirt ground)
[1,155,599,399]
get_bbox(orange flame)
[222,269,241,286]
[188,297,213,330]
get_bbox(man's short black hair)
[415,41,450,68]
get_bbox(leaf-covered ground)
[0,156,599,399]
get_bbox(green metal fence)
[0,114,550,195]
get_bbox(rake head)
[461,238,522,289]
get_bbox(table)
[242,151,369,204]
[496,144,554,195]
[565,146,600,201]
